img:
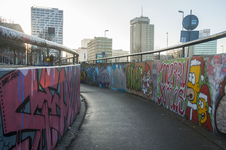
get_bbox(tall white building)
[188,29,217,57]
[130,16,154,62]
[31,6,65,56]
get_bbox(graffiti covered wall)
[80,55,226,141]
[0,65,80,149]
[157,58,190,116]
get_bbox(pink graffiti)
[158,59,189,116]
[223,68,226,74]
[0,66,80,150]
[207,65,214,76]
[214,55,223,64]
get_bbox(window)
[84,53,86,59]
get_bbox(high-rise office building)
[187,29,217,57]
[130,16,154,62]
[31,6,64,56]
[87,37,112,62]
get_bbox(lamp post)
[104,30,109,63]
[221,45,224,53]
[166,32,168,47]
[104,30,109,37]
[178,10,184,30]
[179,10,184,57]
[166,32,169,59]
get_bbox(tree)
[168,49,182,59]
[0,16,14,23]
[132,44,142,62]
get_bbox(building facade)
[130,16,154,62]
[187,29,217,57]
[112,49,129,62]
[78,47,87,62]
[87,37,112,62]
[0,22,26,65]
[81,39,92,48]
[31,6,65,57]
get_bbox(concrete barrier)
[0,64,80,149]
[81,54,226,141]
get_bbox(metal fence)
[81,30,226,64]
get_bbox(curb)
[55,94,87,150]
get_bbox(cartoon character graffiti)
[198,84,213,132]
[186,57,204,124]
[141,63,153,98]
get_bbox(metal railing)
[81,30,226,64]
[0,25,79,65]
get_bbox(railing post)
[26,44,28,65]
[127,56,128,62]
[59,50,61,66]
[73,54,75,65]
[158,52,160,60]
[182,47,184,58]
[187,46,190,57]
[76,55,78,64]
[141,55,142,62]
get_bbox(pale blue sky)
[0,0,225,53]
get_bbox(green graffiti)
[126,65,142,91]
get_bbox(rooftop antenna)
[141,6,143,17]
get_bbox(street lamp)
[166,32,168,47]
[104,30,109,63]
[104,30,109,37]
[221,45,224,53]
[178,10,184,30]
[166,32,169,60]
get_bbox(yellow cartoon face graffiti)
[198,98,208,124]
[187,65,200,104]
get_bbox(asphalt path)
[68,83,225,150]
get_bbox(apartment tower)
[130,16,154,61]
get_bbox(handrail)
[81,30,226,62]
[55,56,74,63]
[0,25,79,56]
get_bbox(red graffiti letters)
[158,59,189,116]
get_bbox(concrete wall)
[81,54,226,141]
[0,65,80,149]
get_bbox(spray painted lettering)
[0,66,80,150]
[158,58,189,116]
